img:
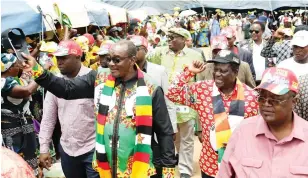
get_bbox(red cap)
[83,33,95,46]
[210,35,228,50]
[220,27,236,38]
[129,35,148,49]
[53,40,82,57]
[255,67,299,95]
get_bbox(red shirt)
[167,68,259,177]
[232,46,239,55]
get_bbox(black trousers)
[202,172,214,178]
[150,167,162,178]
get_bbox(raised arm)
[166,61,206,110]
[24,53,97,100]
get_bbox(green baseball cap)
[168,28,191,39]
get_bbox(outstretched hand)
[188,60,206,74]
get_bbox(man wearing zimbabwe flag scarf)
[26,40,177,178]
[167,50,259,178]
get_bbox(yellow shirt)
[82,46,100,67]
[90,62,99,71]
[50,56,60,74]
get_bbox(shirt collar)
[253,39,264,47]
[141,61,148,73]
[255,112,306,142]
[166,46,188,56]
[115,69,138,87]
[63,65,87,79]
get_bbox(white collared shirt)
[278,57,308,78]
[252,40,266,81]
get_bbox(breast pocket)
[241,158,263,178]
[290,166,308,177]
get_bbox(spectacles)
[249,30,260,34]
[257,96,288,105]
[106,56,130,64]
[167,34,182,41]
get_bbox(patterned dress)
[1,77,38,175]
[211,19,221,40]
[295,74,308,121]
[197,22,210,47]
[167,68,259,177]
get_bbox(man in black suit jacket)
[221,27,256,80]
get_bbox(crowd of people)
[1,6,308,178]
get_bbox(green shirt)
[147,46,204,123]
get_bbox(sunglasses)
[249,30,260,34]
[106,56,130,64]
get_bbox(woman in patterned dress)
[211,14,221,40]
[1,53,40,176]
[197,19,210,47]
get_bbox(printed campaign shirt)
[167,68,259,177]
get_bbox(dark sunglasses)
[249,30,260,34]
[106,56,130,64]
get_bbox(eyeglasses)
[167,34,182,41]
[249,30,260,34]
[106,56,130,64]
[257,96,288,105]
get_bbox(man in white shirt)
[278,30,308,78]
[239,21,267,84]
[293,13,303,27]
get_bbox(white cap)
[291,30,308,47]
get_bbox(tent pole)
[42,15,44,41]
[304,0,307,25]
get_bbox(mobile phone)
[1,28,30,61]
[38,52,53,66]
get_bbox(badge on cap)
[219,50,231,57]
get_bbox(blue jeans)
[59,144,99,178]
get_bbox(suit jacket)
[200,61,256,88]
[144,61,177,133]
[238,47,256,80]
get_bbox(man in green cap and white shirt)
[147,27,204,178]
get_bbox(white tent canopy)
[102,0,308,12]
[27,0,90,31]
[26,0,124,32]
[99,2,127,25]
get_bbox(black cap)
[208,50,240,65]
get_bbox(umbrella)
[1,0,45,35]
[179,9,197,17]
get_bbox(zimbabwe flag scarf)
[95,67,152,178]
[210,79,245,164]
